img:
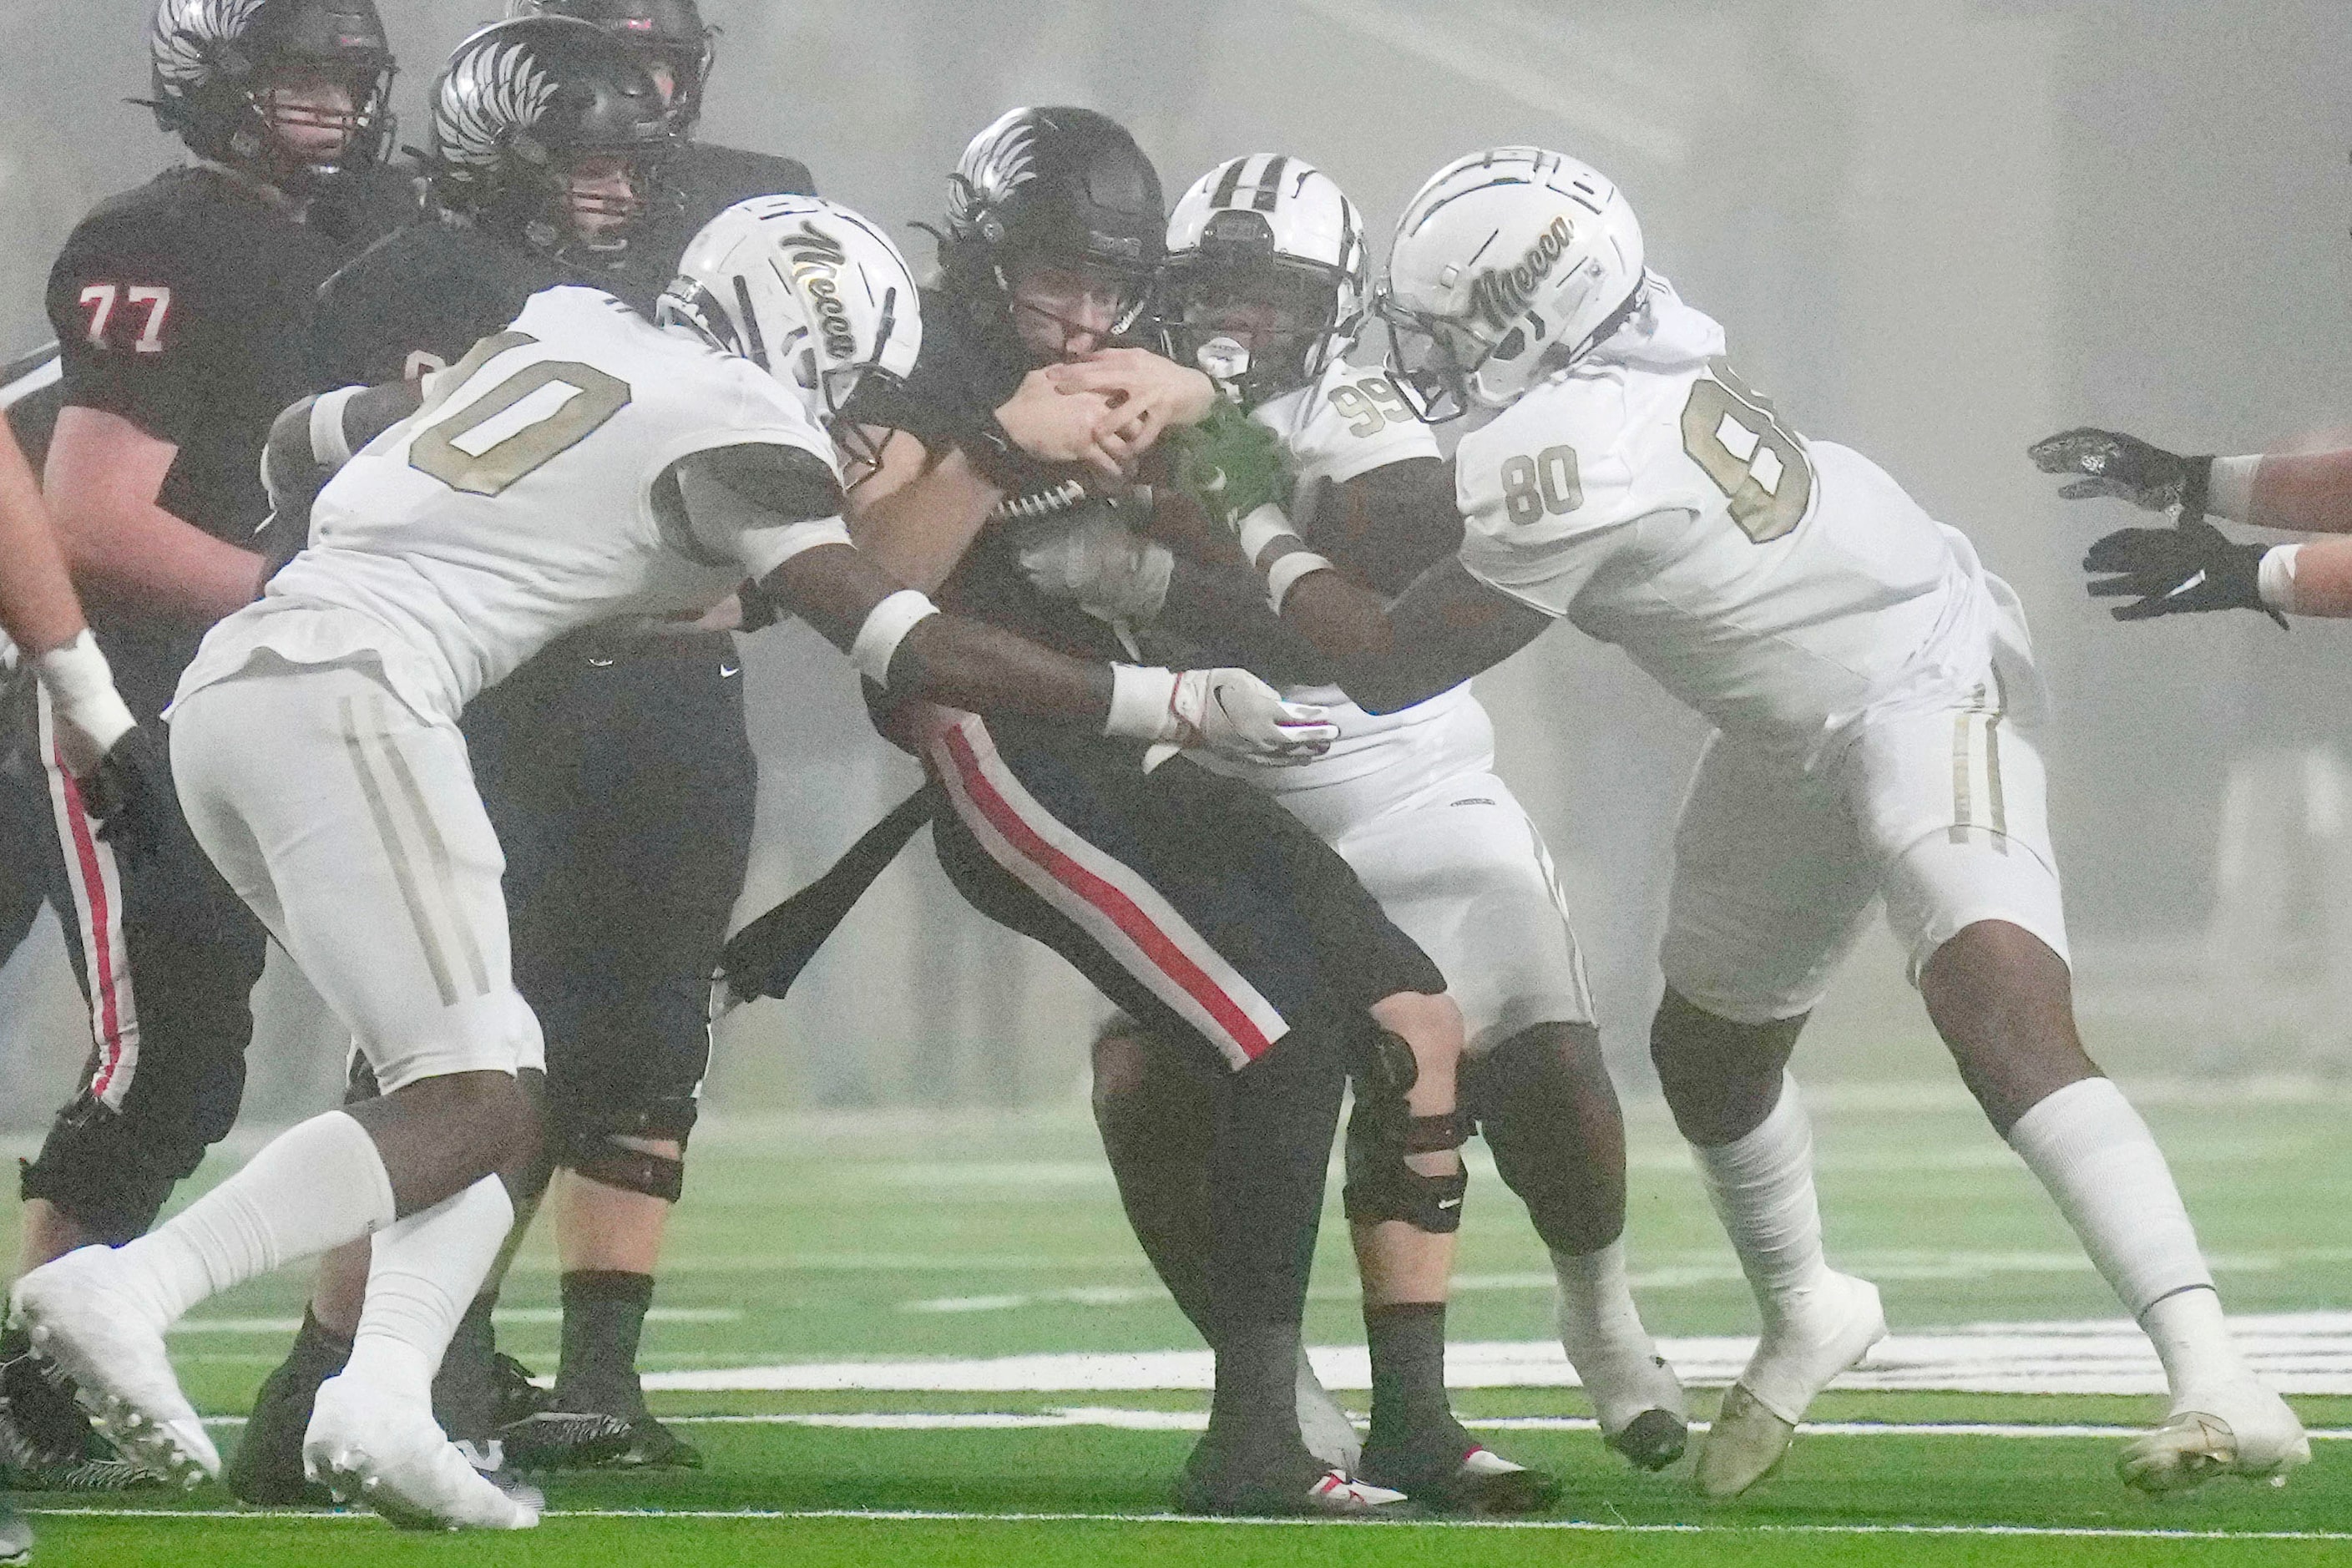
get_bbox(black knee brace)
[556,1095,697,1204]
[567,1141,685,1203]
[1341,1029,1469,1234]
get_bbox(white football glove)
[1009,507,1175,625]
[1105,665,1337,765]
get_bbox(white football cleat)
[1293,1346,1363,1474]
[8,1247,217,1488]
[1694,1269,1884,1499]
[1557,1301,1690,1472]
[305,1375,540,1530]
[2119,1382,2311,1495]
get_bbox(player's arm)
[2033,428,2352,620]
[251,380,422,579]
[0,420,163,847]
[2031,427,2352,536]
[42,230,269,621]
[43,409,266,620]
[1277,550,1552,713]
[842,372,1131,592]
[682,444,1335,761]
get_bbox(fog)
[3,0,2348,1123]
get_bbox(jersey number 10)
[407,333,633,498]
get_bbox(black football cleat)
[0,1339,163,1495]
[1360,1432,1563,1517]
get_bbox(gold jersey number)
[408,336,633,498]
[1679,357,1812,544]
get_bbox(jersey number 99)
[1679,360,1813,544]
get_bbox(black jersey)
[844,288,1126,665]
[312,218,573,388]
[43,163,358,714]
[616,142,816,306]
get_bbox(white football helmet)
[1381,147,1644,418]
[1161,154,1368,405]
[658,194,921,469]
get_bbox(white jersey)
[175,286,834,723]
[1203,352,1480,796]
[1455,278,2000,756]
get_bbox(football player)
[1211,147,2309,1499]
[0,0,403,1492]
[835,107,1534,1517]
[1016,153,1687,1479]
[0,415,171,1568]
[228,13,796,1504]
[8,195,1327,1530]
[2030,430,2352,619]
[507,0,815,270]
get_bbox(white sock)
[1551,1239,1654,1358]
[342,1177,514,1404]
[2003,1078,2235,1394]
[109,1110,395,1328]
[1691,1072,1830,1320]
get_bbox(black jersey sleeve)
[44,205,240,449]
[676,144,817,234]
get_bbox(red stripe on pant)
[935,721,1276,1064]
[50,741,133,1101]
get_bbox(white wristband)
[1105,664,1181,743]
[2258,543,2302,615]
[849,589,940,687]
[2208,454,2260,524]
[1235,503,1296,567]
[1265,550,1337,612]
[34,630,136,757]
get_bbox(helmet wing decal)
[948,114,1039,230]
[436,38,560,169]
[151,0,271,89]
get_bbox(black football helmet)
[938,106,1166,357]
[146,0,396,191]
[507,0,716,137]
[426,17,675,271]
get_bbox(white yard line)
[195,1408,2352,1439]
[634,1311,2352,1396]
[21,1505,2352,1540]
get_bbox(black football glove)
[2030,427,2213,516]
[76,723,173,861]
[2082,516,2287,629]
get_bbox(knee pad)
[564,1136,686,1203]
[554,1094,698,1202]
[1340,1029,1470,1234]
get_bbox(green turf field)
[13,1082,2352,1565]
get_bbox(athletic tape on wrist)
[850,589,941,687]
[1105,664,1181,742]
[1235,503,1297,566]
[1265,550,1337,612]
[2258,543,2303,615]
[2208,455,2261,524]
[309,385,366,470]
[34,630,136,756]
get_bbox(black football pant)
[924,712,1444,1336]
[4,675,267,1245]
